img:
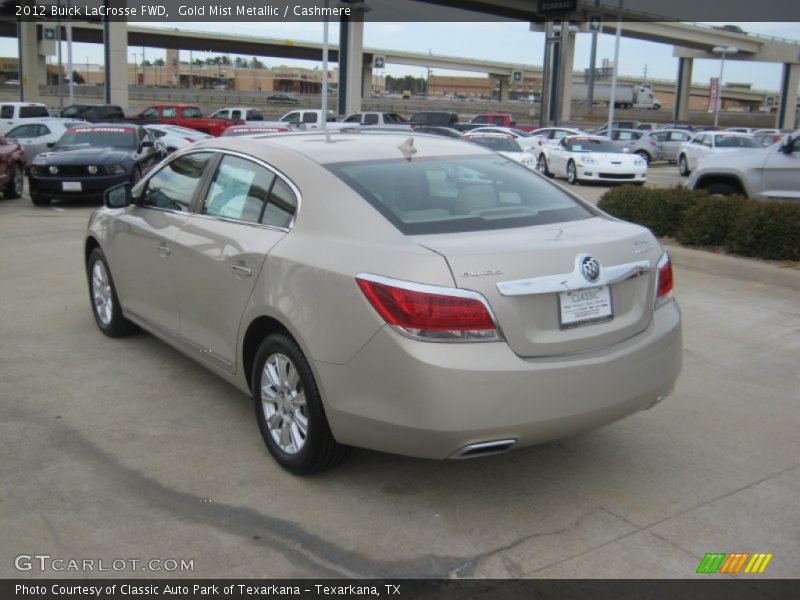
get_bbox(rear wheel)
[566,160,579,185]
[3,163,23,199]
[253,333,350,474]
[678,154,690,176]
[537,154,552,177]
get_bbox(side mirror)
[104,182,132,209]
[47,141,55,148]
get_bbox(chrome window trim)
[355,272,505,343]
[197,148,302,230]
[496,255,651,297]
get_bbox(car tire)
[566,160,579,185]
[678,154,690,177]
[3,163,23,199]
[30,192,51,206]
[703,181,739,196]
[253,333,350,475]
[537,154,552,178]
[86,247,138,338]
[635,150,651,164]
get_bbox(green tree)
[71,70,85,84]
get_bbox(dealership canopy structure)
[3,0,799,128]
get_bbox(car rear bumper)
[315,300,682,460]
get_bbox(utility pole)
[56,1,63,109]
[66,0,73,105]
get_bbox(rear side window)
[182,107,202,119]
[141,152,213,212]
[162,108,177,119]
[263,179,297,229]
[328,155,593,235]
[302,113,318,124]
[20,106,48,118]
[364,113,379,125]
[1,105,14,119]
[203,155,275,224]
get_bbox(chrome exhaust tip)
[449,439,517,459]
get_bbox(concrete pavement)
[0,185,798,580]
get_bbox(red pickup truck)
[135,104,241,137]
[469,113,534,132]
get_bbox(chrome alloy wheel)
[91,260,113,326]
[261,353,308,454]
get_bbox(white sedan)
[463,132,536,169]
[538,135,647,185]
[677,131,761,176]
[143,124,212,154]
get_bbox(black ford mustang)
[28,124,165,206]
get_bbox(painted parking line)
[50,207,66,212]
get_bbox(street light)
[712,46,738,127]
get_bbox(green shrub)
[597,185,800,261]
[598,185,697,237]
[676,194,750,247]
[726,201,800,261]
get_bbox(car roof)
[193,130,487,165]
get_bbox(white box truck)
[572,82,661,110]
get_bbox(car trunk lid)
[416,217,660,357]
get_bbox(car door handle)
[231,263,252,277]
[157,243,170,257]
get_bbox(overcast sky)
[4,21,798,91]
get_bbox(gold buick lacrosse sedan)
[85,131,681,474]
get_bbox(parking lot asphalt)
[1,175,798,580]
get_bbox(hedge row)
[597,186,800,261]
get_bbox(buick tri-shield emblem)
[580,256,601,282]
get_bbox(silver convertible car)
[85,131,682,474]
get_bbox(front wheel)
[87,247,138,337]
[566,160,579,185]
[678,154,690,177]
[3,163,23,199]
[635,150,651,164]
[253,333,350,474]
[537,154,552,177]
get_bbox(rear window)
[715,135,760,148]
[327,155,593,235]
[19,106,49,118]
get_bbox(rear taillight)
[356,274,501,342]
[655,253,673,308]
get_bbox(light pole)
[132,52,137,86]
[712,46,738,127]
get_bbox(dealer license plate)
[559,286,613,329]
[62,181,82,192]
